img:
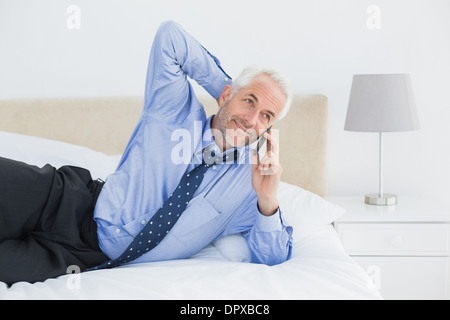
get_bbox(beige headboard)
[0,95,327,196]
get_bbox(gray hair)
[230,65,293,121]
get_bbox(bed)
[0,95,382,300]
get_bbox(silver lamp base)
[365,193,397,206]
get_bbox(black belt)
[90,178,105,208]
[81,178,105,251]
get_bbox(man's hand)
[250,130,282,216]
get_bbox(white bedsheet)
[0,226,381,300]
[0,131,383,300]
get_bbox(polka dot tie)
[90,148,238,270]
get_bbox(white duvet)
[0,132,382,300]
[0,226,381,300]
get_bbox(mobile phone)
[256,126,272,153]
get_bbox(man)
[0,21,293,286]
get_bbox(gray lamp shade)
[344,74,420,132]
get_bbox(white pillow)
[213,234,251,262]
[0,131,120,180]
[212,182,346,262]
[278,181,346,244]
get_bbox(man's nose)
[244,109,259,128]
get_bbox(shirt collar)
[196,115,248,164]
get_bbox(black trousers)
[0,157,108,286]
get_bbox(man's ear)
[217,85,232,108]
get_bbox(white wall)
[1,0,449,202]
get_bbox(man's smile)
[232,119,250,136]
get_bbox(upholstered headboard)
[0,95,327,196]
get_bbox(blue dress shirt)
[94,21,293,266]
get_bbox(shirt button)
[212,165,217,170]
[141,220,146,225]
[224,77,229,82]
[115,228,121,234]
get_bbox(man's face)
[214,74,286,149]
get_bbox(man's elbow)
[250,246,291,266]
[157,20,182,36]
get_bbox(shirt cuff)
[203,70,232,99]
[201,46,232,99]
[255,208,283,233]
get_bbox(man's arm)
[226,191,292,266]
[246,127,293,265]
[250,129,283,216]
[242,200,293,266]
[247,211,293,266]
[143,21,231,119]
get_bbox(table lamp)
[344,74,420,206]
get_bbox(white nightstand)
[327,196,450,300]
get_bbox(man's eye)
[263,114,271,122]
[245,98,253,105]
